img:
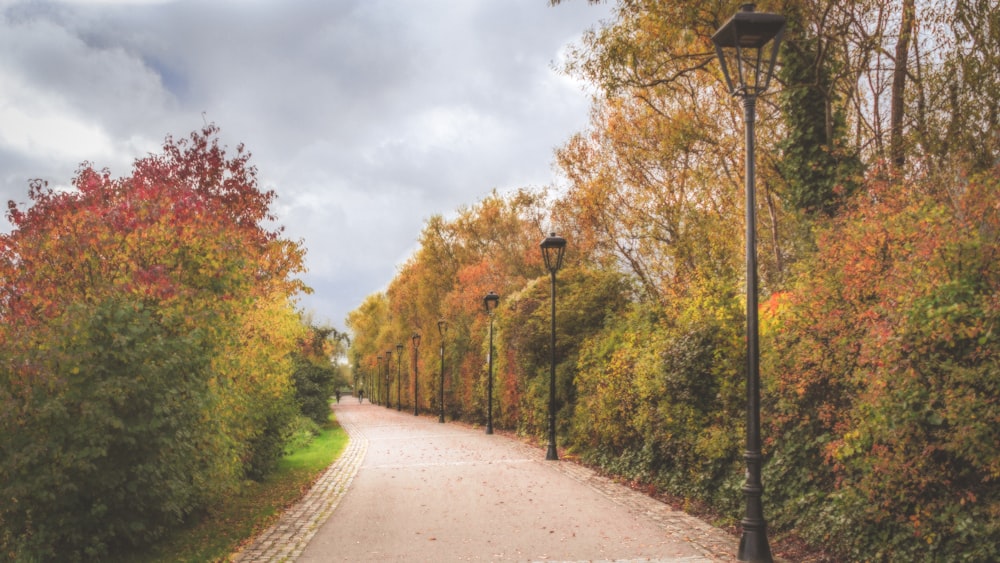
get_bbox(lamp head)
[396,343,404,355]
[484,291,500,314]
[711,3,786,98]
[412,332,421,348]
[437,318,448,336]
[540,232,567,274]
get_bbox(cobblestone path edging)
[232,412,368,562]
[491,436,736,561]
[546,453,736,561]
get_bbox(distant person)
[358,389,364,404]
[335,390,341,403]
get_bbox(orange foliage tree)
[762,167,1000,559]
[0,125,308,560]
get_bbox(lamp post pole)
[484,291,500,435]
[412,332,421,416]
[385,349,393,409]
[437,319,448,423]
[396,343,404,411]
[712,5,785,561]
[376,354,383,406]
[540,233,566,461]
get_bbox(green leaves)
[0,297,224,559]
[0,126,308,560]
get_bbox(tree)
[762,167,1000,559]
[0,125,307,559]
[890,0,916,169]
[776,3,863,217]
[293,324,346,425]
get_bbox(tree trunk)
[890,0,916,169]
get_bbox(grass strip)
[123,413,348,562]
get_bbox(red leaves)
[0,126,314,559]
[761,166,1000,555]
[0,125,303,326]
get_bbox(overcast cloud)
[0,0,611,327]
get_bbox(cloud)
[0,0,611,326]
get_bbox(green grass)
[122,413,348,562]
[279,422,346,472]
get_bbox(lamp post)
[712,5,785,562]
[385,349,393,409]
[483,291,500,435]
[396,343,404,411]
[376,354,383,406]
[412,332,421,416]
[437,319,448,423]
[540,233,566,461]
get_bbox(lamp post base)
[545,443,558,461]
[738,520,772,562]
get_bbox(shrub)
[293,360,338,426]
[762,168,1000,560]
[0,298,231,560]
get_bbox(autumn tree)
[348,189,551,416]
[762,166,1000,559]
[551,1,1000,558]
[341,2,1000,559]
[0,125,307,559]
[346,292,390,402]
[292,324,348,425]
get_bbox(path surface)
[234,401,739,562]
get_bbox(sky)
[0,0,613,328]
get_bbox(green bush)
[293,360,337,426]
[283,415,322,455]
[0,298,232,561]
[504,267,631,442]
[243,394,297,482]
[571,294,744,512]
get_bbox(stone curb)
[231,411,368,562]
[546,457,736,561]
[490,437,736,562]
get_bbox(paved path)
[234,402,739,562]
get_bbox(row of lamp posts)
[356,5,783,557]
[360,232,566,451]
[364,343,410,411]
